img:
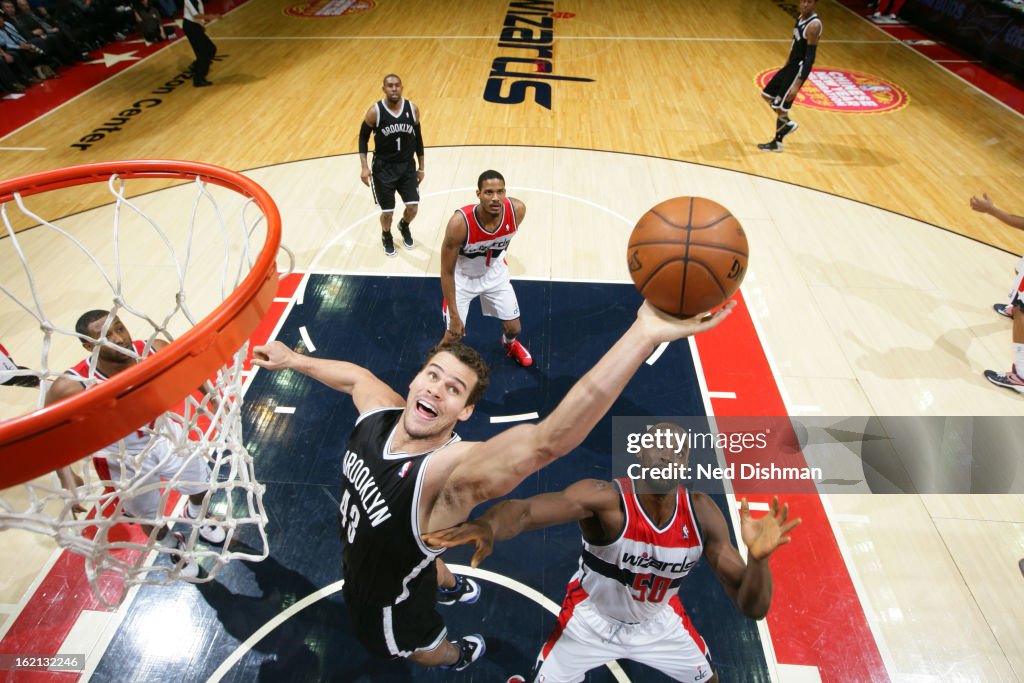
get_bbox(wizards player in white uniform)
[440,169,533,367]
[46,310,226,577]
[425,422,801,683]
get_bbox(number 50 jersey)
[576,477,705,623]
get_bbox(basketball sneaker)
[993,303,1013,318]
[507,677,527,683]
[778,120,799,140]
[503,338,534,367]
[183,504,227,544]
[984,369,1024,394]
[398,219,415,249]
[757,140,783,152]
[441,634,486,671]
[437,574,481,605]
[382,231,396,257]
[161,531,199,579]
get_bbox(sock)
[187,501,203,519]
[502,334,515,346]
[1014,344,1024,378]
[399,218,410,229]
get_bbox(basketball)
[627,197,748,318]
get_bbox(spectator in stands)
[5,0,85,64]
[0,10,59,80]
[872,0,904,19]
[0,46,32,91]
[133,0,169,43]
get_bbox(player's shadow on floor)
[196,543,535,682]
[791,141,900,167]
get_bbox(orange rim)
[0,160,281,489]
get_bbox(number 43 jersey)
[577,478,705,623]
[338,407,460,606]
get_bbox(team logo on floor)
[284,0,374,18]
[756,67,909,113]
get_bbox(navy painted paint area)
[92,274,769,682]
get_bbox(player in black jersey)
[359,74,425,256]
[758,0,822,152]
[252,301,734,672]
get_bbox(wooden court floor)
[1,1,1023,681]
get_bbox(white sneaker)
[163,531,199,579]
[183,503,227,544]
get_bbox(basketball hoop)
[0,160,281,603]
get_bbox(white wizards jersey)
[66,340,165,454]
[575,478,705,624]
[455,196,518,278]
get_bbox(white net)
[0,165,278,607]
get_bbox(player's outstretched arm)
[44,378,87,512]
[252,340,402,413]
[695,494,800,620]
[970,193,1024,231]
[422,479,614,566]
[445,301,735,508]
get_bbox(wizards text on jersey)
[484,0,594,109]
[342,450,392,527]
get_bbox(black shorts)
[761,61,804,107]
[344,583,446,659]
[370,159,419,213]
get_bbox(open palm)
[740,496,801,561]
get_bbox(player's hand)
[739,496,801,561]
[422,520,495,568]
[443,318,465,343]
[416,169,424,186]
[252,341,298,371]
[360,168,371,187]
[969,193,995,215]
[635,299,735,344]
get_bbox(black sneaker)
[382,231,396,257]
[757,140,783,152]
[437,574,481,605]
[441,634,485,671]
[994,303,1013,318]
[398,219,415,249]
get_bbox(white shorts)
[1008,257,1024,305]
[532,593,713,683]
[444,260,521,329]
[92,420,210,519]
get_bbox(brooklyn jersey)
[785,13,822,65]
[372,98,419,166]
[455,197,519,278]
[339,408,460,606]
[576,478,704,623]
